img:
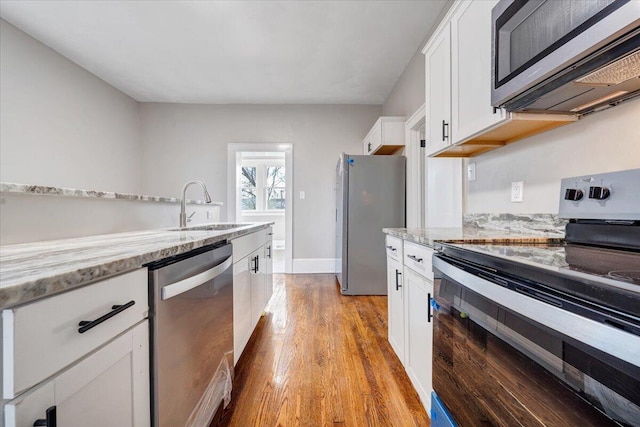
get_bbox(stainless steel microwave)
[491,0,640,114]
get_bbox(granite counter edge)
[0,223,271,309]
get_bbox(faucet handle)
[187,211,196,222]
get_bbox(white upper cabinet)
[451,0,505,144]
[422,0,577,158]
[424,23,451,157]
[363,117,406,155]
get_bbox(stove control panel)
[559,168,640,220]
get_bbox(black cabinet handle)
[267,245,272,259]
[395,269,402,291]
[408,254,423,263]
[427,293,433,323]
[253,255,260,273]
[33,406,56,427]
[78,301,135,334]
[441,120,449,141]
[385,245,397,252]
[493,106,499,114]
[367,142,372,152]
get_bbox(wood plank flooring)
[218,274,429,427]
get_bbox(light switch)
[299,191,305,199]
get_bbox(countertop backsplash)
[463,213,566,236]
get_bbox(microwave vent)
[575,50,640,86]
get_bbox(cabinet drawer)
[385,235,403,262]
[2,269,148,399]
[232,229,268,262]
[403,241,434,280]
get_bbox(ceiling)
[0,0,447,105]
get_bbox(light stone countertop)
[0,223,271,309]
[382,227,564,248]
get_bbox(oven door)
[491,0,638,107]
[432,254,640,427]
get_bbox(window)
[265,166,285,210]
[241,166,256,210]
[240,160,285,212]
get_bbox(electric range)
[430,168,640,427]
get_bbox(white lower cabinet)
[4,321,150,427]
[2,268,150,427]
[264,239,274,306]
[385,236,434,415]
[404,267,434,413]
[231,227,274,365]
[250,248,266,329]
[233,251,253,366]
[386,253,405,364]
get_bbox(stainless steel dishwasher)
[147,241,233,427]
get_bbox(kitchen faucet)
[180,180,212,228]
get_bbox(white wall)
[139,103,381,260]
[0,19,140,193]
[381,0,453,117]
[381,51,425,119]
[0,194,220,245]
[466,98,640,214]
[0,20,221,245]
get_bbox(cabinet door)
[425,22,451,156]
[404,267,434,413]
[363,135,372,155]
[451,0,505,144]
[233,255,252,365]
[264,240,274,306]
[5,322,150,427]
[386,255,405,365]
[369,121,383,153]
[250,248,265,330]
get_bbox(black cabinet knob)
[589,186,610,200]
[564,188,584,201]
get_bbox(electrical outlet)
[206,210,213,219]
[467,162,476,181]
[511,181,524,202]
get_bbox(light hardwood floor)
[218,274,430,427]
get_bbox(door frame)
[227,142,293,274]
[405,104,426,228]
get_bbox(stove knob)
[564,188,583,201]
[589,186,610,200]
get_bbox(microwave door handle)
[161,255,232,300]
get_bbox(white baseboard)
[292,258,338,274]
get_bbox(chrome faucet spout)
[180,180,212,227]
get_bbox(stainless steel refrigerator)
[335,153,405,295]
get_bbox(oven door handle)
[161,255,232,300]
